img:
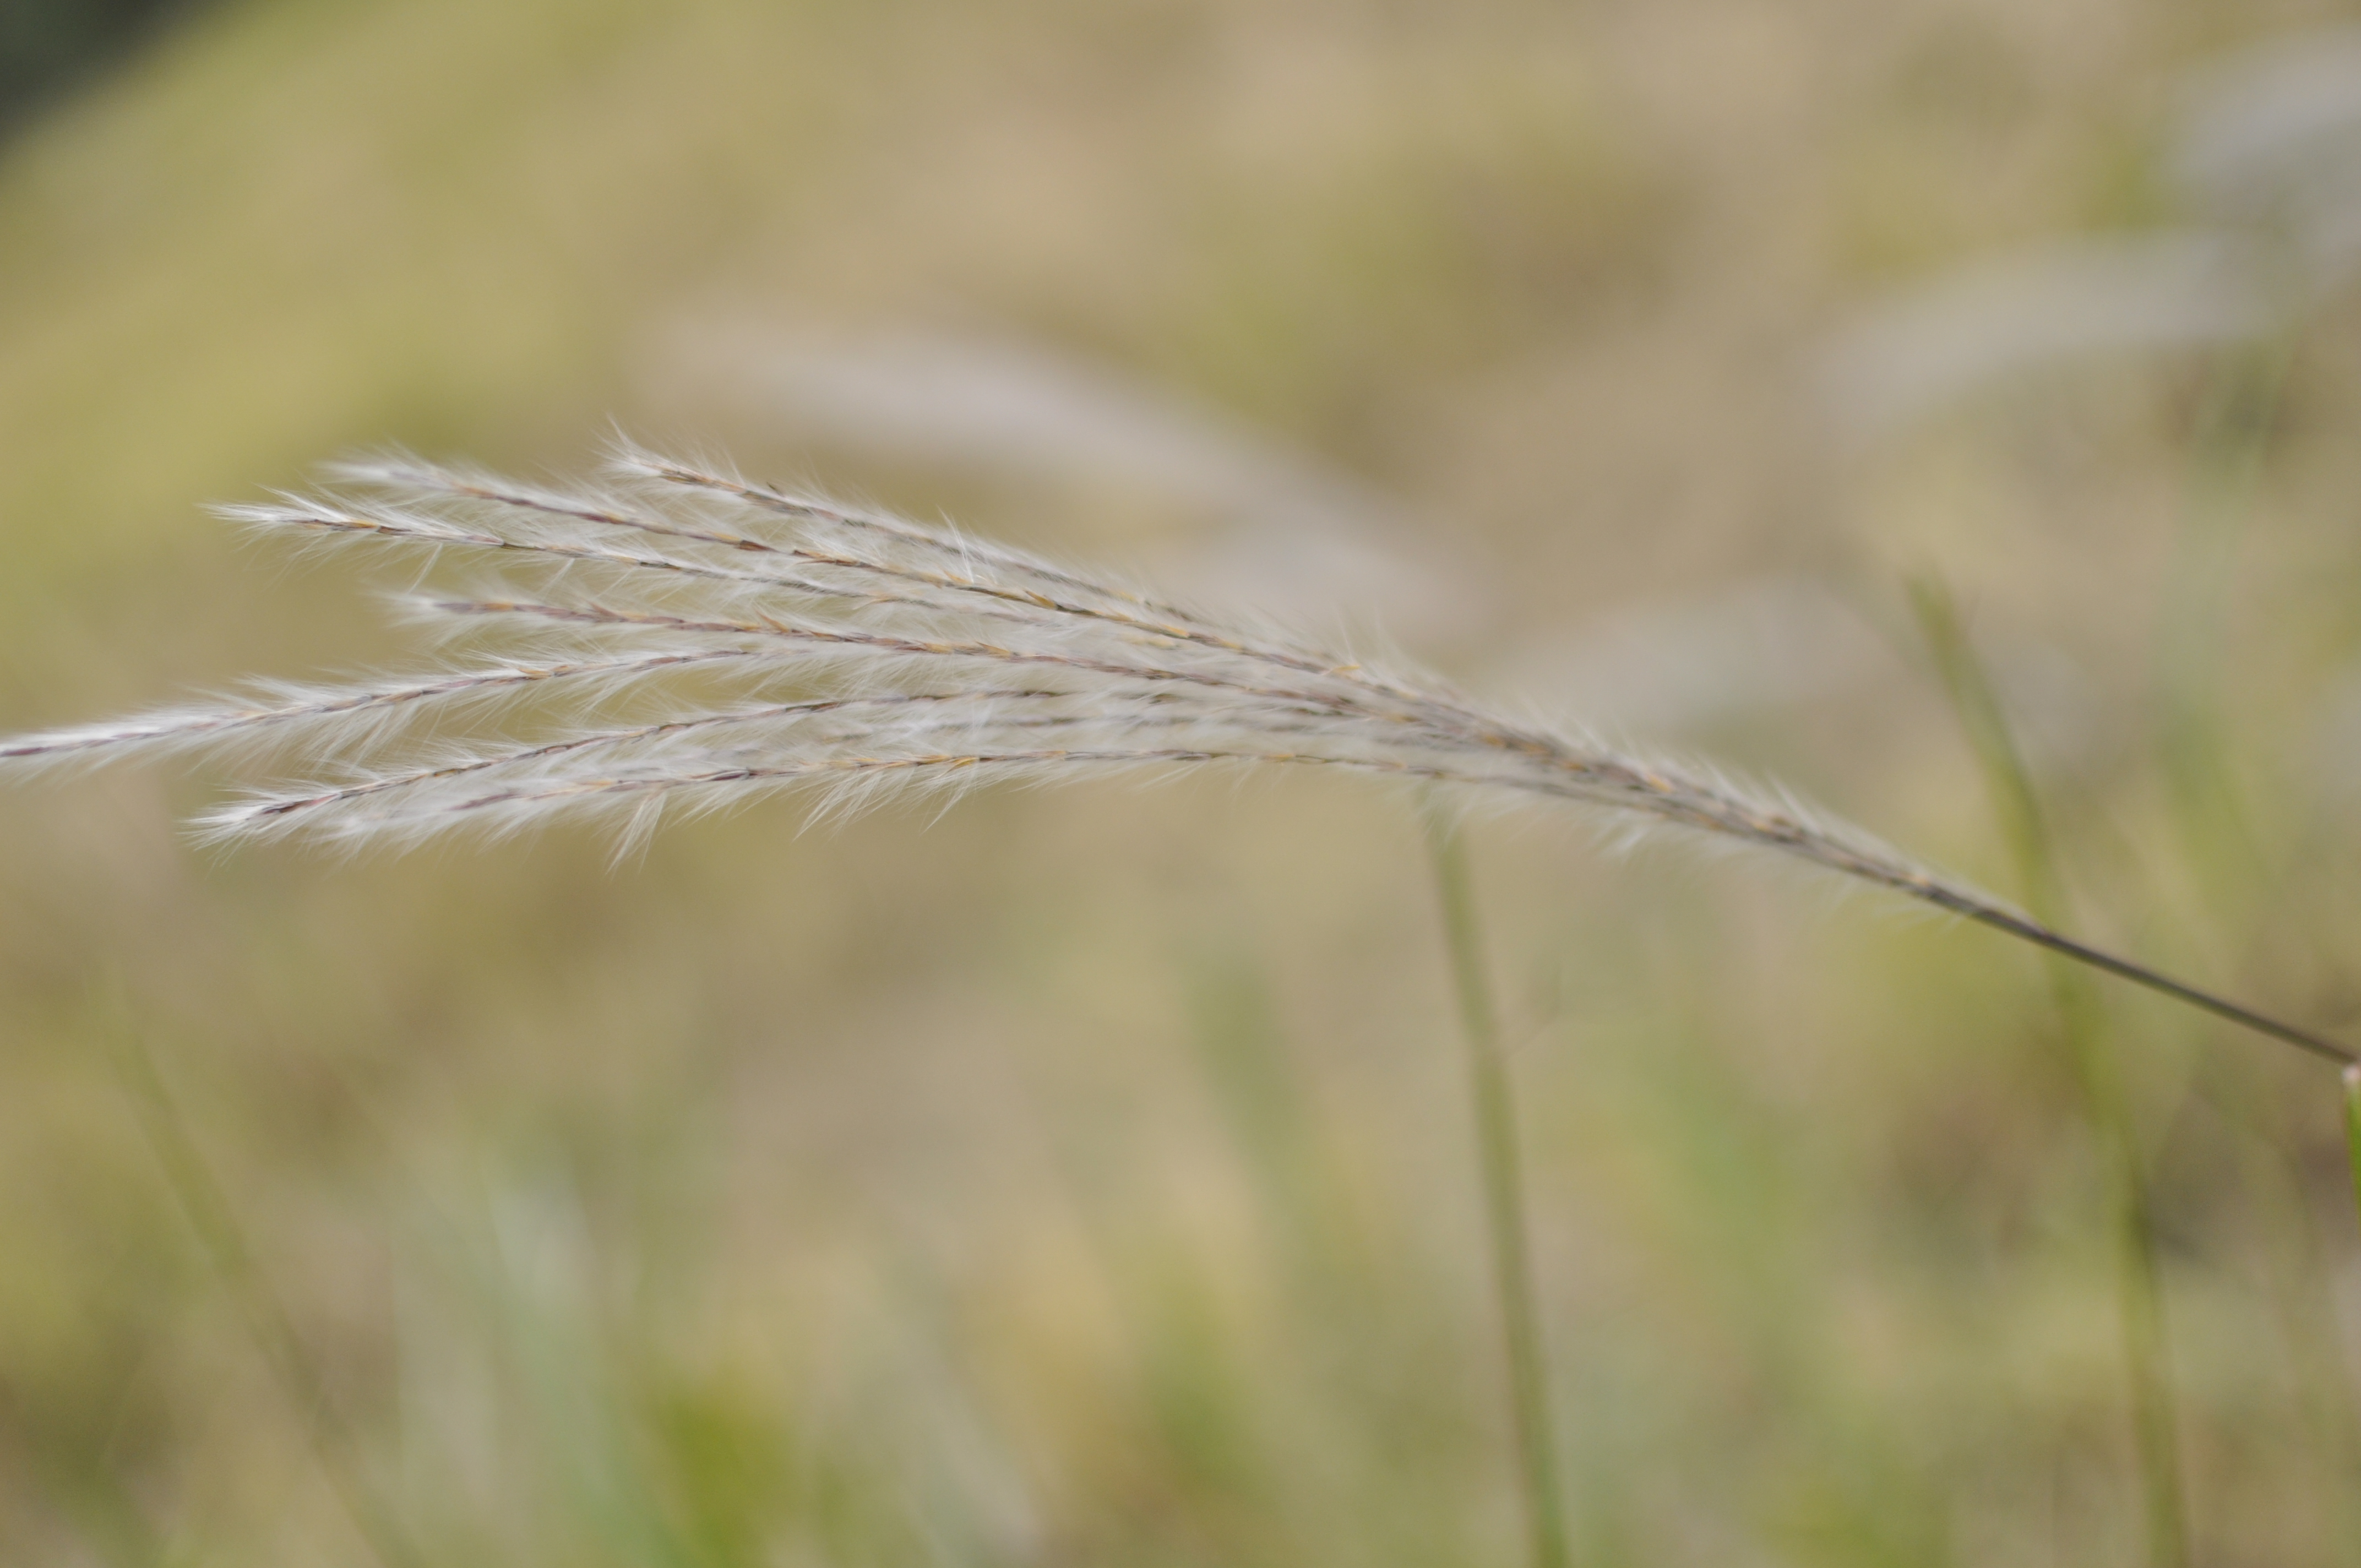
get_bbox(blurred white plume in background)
[647,323,1478,640]
[1824,26,2361,445]
[650,323,1898,741]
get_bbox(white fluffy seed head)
[8,443,2351,1066]
[0,445,1970,913]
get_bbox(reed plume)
[2,445,2346,1065]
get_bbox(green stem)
[1910,581,2189,1568]
[2344,1066,2361,1246]
[1423,802,1570,1568]
[104,993,422,1568]
[2154,337,2293,896]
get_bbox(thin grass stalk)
[2226,1066,2361,1564]
[103,992,423,1568]
[2154,336,2294,892]
[1423,799,1570,1568]
[2345,1066,2361,1246]
[1911,580,2189,1568]
[2163,340,2361,1548]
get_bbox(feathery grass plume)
[0,444,2348,1067]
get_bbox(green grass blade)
[1909,580,2190,1568]
[2345,1066,2361,1246]
[2153,340,2292,894]
[1423,799,1571,1568]
[101,988,425,1568]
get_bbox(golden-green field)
[7,1,2361,1562]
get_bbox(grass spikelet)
[1,446,2348,1069]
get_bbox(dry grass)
[6,3,2361,1566]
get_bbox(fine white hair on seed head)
[0,445,2009,899]
[3,443,2351,1067]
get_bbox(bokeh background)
[7,1,2361,1563]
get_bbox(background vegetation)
[4,1,2361,1563]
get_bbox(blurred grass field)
[7,0,2361,1562]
